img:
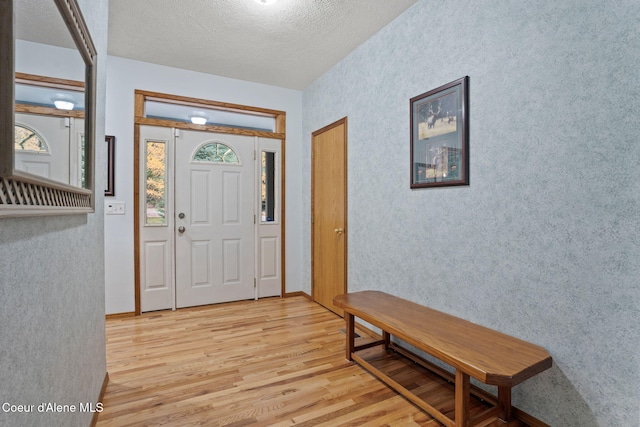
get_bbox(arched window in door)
[193,142,239,164]
[14,124,49,153]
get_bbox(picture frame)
[410,76,469,188]
[105,135,115,196]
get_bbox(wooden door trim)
[311,117,348,311]
[133,91,287,315]
[133,123,141,315]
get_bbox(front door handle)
[178,226,186,233]
[334,228,344,234]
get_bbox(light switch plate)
[105,201,125,215]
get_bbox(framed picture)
[410,76,469,188]
[105,135,115,196]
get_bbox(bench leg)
[455,370,470,427]
[345,312,355,361]
[498,386,512,422]
[382,330,390,350]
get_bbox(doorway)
[133,90,287,315]
[174,130,256,307]
[311,117,348,316]
[138,126,282,312]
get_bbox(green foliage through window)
[145,140,167,225]
[193,143,239,163]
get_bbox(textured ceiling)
[15,0,77,49]
[107,0,419,90]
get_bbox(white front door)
[14,113,75,184]
[139,126,281,312]
[174,130,256,307]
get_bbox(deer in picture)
[427,104,441,129]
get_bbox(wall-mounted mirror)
[0,0,97,217]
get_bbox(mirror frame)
[0,0,97,217]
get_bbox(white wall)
[104,56,303,314]
[0,0,109,425]
[15,40,85,80]
[302,0,639,425]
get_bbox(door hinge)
[254,150,256,160]
[174,128,180,137]
[254,278,257,289]
[254,214,256,224]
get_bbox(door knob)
[178,226,186,233]
[334,228,344,234]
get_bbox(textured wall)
[302,0,639,425]
[0,0,109,426]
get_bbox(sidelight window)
[145,140,167,225]
[261,151,276,222]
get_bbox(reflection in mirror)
[14,123,48,152]
[14,74,86,187]
[15,77,85,112]
[14,0,87,189]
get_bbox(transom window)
[193,142,239,163]
[14,124,49,153]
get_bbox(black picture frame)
[105,135,115,196]
[410,76,469,188]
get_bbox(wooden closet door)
[311,117,347,316]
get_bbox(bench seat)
[334,291,552,427]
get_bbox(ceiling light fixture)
[254,0,278,5]
[54,100,75,110]
[190,115,207,125]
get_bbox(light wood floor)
[97,296,527,427]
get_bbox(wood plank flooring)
[97,296,527,427]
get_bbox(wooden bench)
[333,291,552,427]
